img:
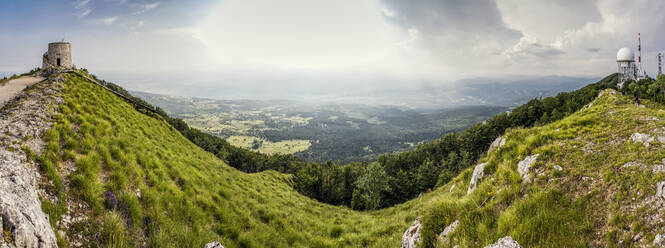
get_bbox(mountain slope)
[417,88,665,247]
[7,70,665,247]
[33,72,457,247]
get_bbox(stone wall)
[42,42,72,69]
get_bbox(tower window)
[57,58,61,66]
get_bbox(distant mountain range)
[95,71,598,108]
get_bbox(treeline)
[622,74,665,104]
[77,69,617,210]
[293,73,619,209]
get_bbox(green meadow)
[34,71,665,247]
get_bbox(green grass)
[37,72,665,247]
[226,135,311,155]
[44,72,453,247]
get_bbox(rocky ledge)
[0,75,64,247]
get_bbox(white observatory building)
[617,47,636,83]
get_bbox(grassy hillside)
[37,71,665,247]
[417,88,665,247]
[39,72,456,247]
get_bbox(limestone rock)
[553,165,563,171]
[488,137,506,154]
[204,241,225,248]
[0,150,57,248]
[467,163,486,194]
[631,133,654,147]
[484,236,522,248]
[517,154,539,183]
[0,75,62,248]
[657,181,665,199]
[401,217,422,248]
[438,220,459,240]
[652,158,665,173]
[654,233,665,247]
[622,161,643,169]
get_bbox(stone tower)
[42,42,72,69]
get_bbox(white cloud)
[198,0,402,72]
[78,8,92,19]
[134,2,160,15]
[99,16,119,25]
[76,0,91,9]
[131,20,145,30]
[75,0,92,19]
[496,0,665,76]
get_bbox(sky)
[2,0,665,100]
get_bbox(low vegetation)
[33,70,665,247]
[105,71,620,210]
[39,72,440,247]
[226,135,310,155]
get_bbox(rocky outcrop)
[438,219,459,240]
[654,233,665,247]
[204,241,225,248]
[657,181,665,199]
[0,76,62,247]
[401,217,422,248]
[488,137,506,154]
[484,236,522,248]
[467,163,486,194]
[631,133,654,147]
[517,154,539,183]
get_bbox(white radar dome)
[617,47,635,62]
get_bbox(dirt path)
[0,76,45,107]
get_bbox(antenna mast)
[638,33,644,78]
[659,53,663,76]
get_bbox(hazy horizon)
[3,0,664,103]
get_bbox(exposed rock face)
[467,163,486,194]
[622,161,642,168]
[656,181,665,199]
[204,241,225,248]
[517,154,539,183]
[438,219,459,240]
[484,236,522,248]
[654,233,665,247]
[401,217,422,248]
[488,137,506,154]
[651,158,665,173]
[0,76,62,247]
[631,133,654,147]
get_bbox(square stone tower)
[42,42,72,69]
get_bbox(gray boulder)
[401,217,422,248]
[204,241,225,248]
[657,181,665,199]
[0,150,57,248]
[467,163,487,194]
[654,233,665,247]
[438,219,459,240]
[631,133,654,147]
[484,236,522,248]
[488,137,506,154]
[517,154,539,183]
[654,234,665,247]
